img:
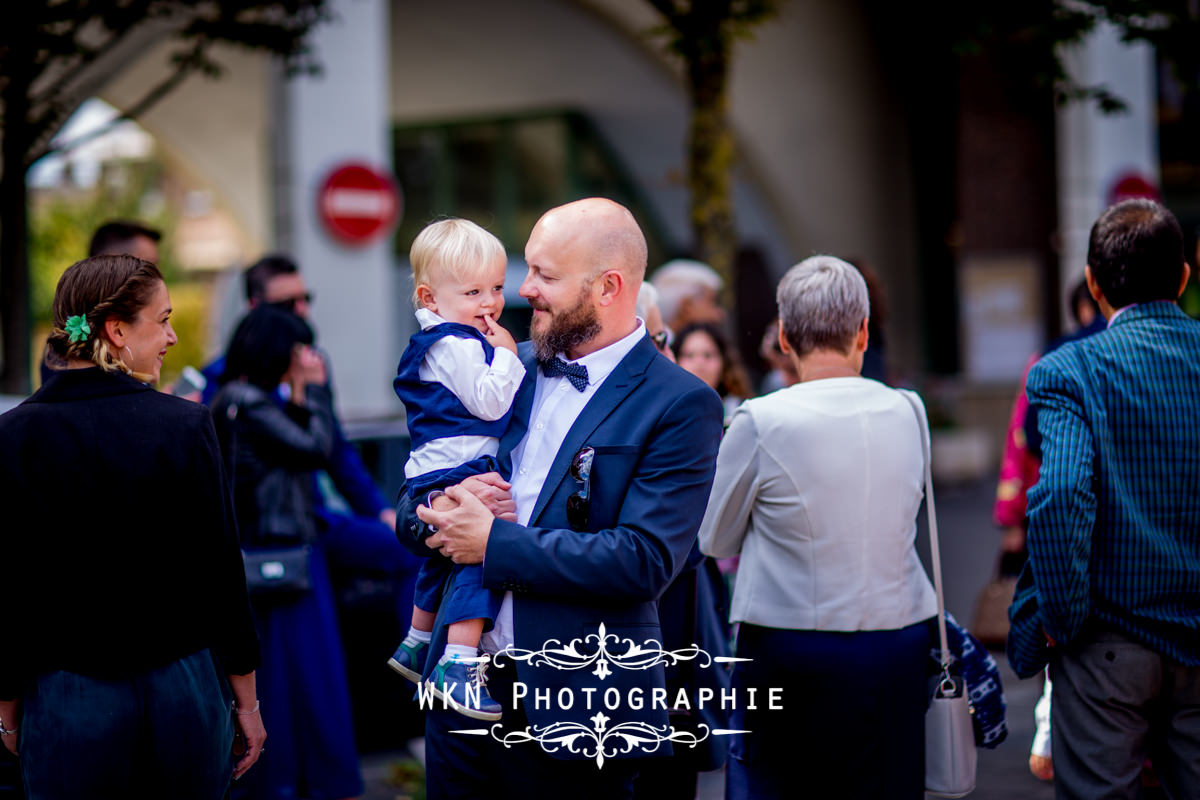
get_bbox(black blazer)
[0,368,260,699]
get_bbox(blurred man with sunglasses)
[399,198,724,799]
[202,253,418,642]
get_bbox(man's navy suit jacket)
[398,333,724,753]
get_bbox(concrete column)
[283,0,399,419]
[1056,24,1158,320]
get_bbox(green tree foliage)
[0,0,329,393]
[946,0,1200,113]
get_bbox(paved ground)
[359,472,1061,799]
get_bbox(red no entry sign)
[1107,172,1159,206]
[318,163,401,246]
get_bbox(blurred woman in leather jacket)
[212,304,364,800]
[213,306,332,547]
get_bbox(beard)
[530,285,601,361]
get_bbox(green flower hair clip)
[65,315,92,344]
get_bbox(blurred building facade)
[84,0,1190,434]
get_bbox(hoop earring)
[124,345,134,366]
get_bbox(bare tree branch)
[31,29,132,109]
[27,36,212,167]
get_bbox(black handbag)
[243,544,313,597]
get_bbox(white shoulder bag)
[901,390,976,798]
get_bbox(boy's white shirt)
[404,308,525,479]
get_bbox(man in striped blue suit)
[1008,199,1200,799]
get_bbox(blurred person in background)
[202,255,418,652]
[0,254,263,798]
[212,305,363,800]
[672,321,753,423]
[636,282,674,361]
[700,255,936,799]
[203,255,398,531]
[757,318,799,393]
[88,219,161,263]
[846,258,890,384]
[651,258,726,332]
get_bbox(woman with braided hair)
[0,255,264,798]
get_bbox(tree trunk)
[0,47,33,395]
[685,31,736,297]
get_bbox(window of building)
[392,111,668,264]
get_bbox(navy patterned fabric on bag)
[948,612,1008,748]
[931,613,1008,749]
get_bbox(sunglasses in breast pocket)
[566,446,594,531]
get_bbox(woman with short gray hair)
[700,255,936,798]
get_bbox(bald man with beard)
[397,199,724,799]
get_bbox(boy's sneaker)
[387,638,429,684]
[425,653,503,721]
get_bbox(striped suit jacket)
[1007,301,1200,678]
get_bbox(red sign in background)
[1107,172,1160,206]
[317,163,401,246]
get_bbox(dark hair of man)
[221,304,314,390]
[88,221,161,257]
[1087,199,1185,309]
[243,253,299,303]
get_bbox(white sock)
[405,627,432,644]
[444,644,478,661]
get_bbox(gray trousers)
[1050,624,1200,800]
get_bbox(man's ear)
[104,317,125,348]
[1085,265,1120,320]
[1178,263,1192,298]
[1085,265,1104,305]
[595,269,624,307]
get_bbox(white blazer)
[699,377,937,632]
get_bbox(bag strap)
[224,398,240,496]
[221,395,248,546]
[899,390,952,674]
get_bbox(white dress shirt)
[403,308,525,480]
[481,320,647,653]
[699,378,937,632]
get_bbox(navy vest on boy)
[393,322,513,448]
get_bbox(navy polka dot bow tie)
[540,357,589,391]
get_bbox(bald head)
[521,198,648,359]
[533,198,647,284]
